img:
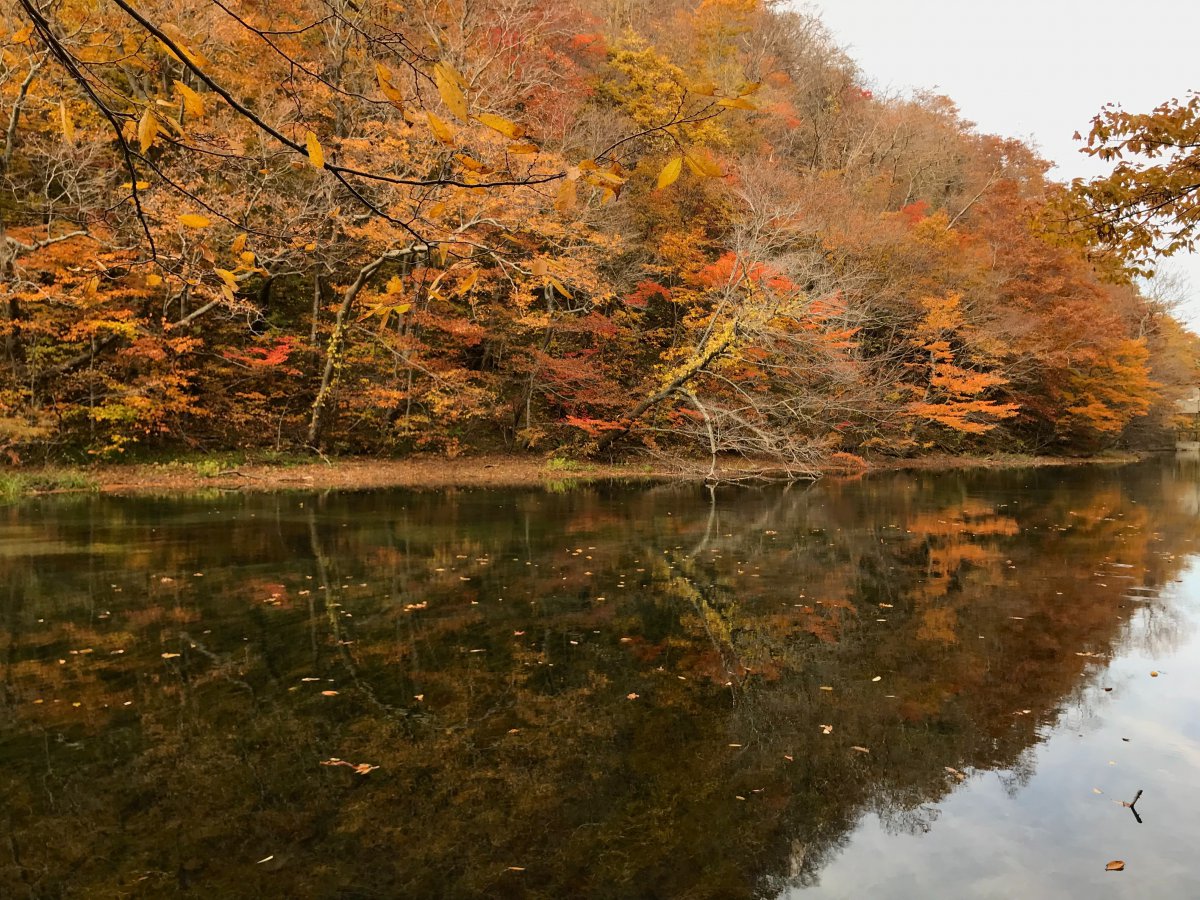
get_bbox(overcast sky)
[802,0,1200,324]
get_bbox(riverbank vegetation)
[1,0,1197,473]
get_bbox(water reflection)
[1,461,1198,897]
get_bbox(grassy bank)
[0,469,99,502]
[0,449,1146,498]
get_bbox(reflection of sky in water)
[5,460,1200,897]
[796,565,1200,899]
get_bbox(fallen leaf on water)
[820,724,833,734]
[1150,671,1159,677]
[506,867,526,872]
[871,676,882,682]
[783,755,794,762]
[819,685,833,691]
[728,743,743,748]
[256,855,274,864]
[626,693,639,700]
[301,677,320,682]
[851,746,870,753]
[1093,788,1103,794]
[161,652,180,659]
[321,690,339,696]
[1106,860,1125,871]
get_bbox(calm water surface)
[2,460,1199,898]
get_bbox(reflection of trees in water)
[1,462,1199,898]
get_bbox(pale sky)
[803,0,1200,324]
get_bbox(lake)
[2,459,1199,898]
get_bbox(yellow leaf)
[230,233,247,255]
[305,130,324,169]
[239,251,256,267]
[12,25,32,44]
[530,259,548,278]
[737,81,762,96]
[220,284,236,304]
[455,153,485,172]
[434,61,469,121]
[173,80,204,118]
[138,108,158,154]
[656,156,683,190]
[457,270,478,296]
[507,142,539,154]
[58,101,75,144]
[157,24,209,68]
[385,275,404,295]
[688,80,717,96]
[717,97,757,110]
[553,178,577,213]
[684,147,723,178]
[304,242,317,252]
[474,113,524,139]
[146,274,163,287]
[214,268,238,290]
[426,111,455,146]
[547,276,572,299]
[178,213,211,229]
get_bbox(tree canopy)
[0,0,1194,464]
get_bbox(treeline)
[0,0,1195,465]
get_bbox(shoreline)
[2,450,1147,497]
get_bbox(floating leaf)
[320,690,339,696]
[626,692,639,700]
[851,745,870,753]
[161,652,180,659]
[1105,860,1125,871]
[305,130,324,169]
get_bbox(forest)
[1,0,1198,470]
